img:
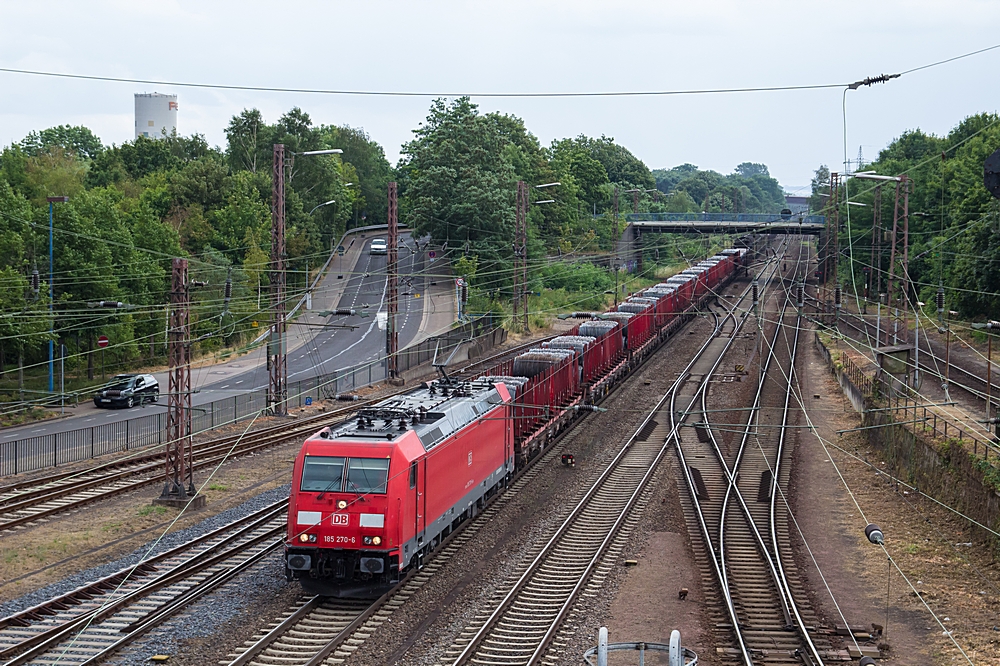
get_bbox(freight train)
[285,247,749,596]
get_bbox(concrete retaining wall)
[815,333,1000,552]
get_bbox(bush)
[538,262,611,293]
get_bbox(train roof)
[324,378,507,451]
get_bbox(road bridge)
[616,212,828,276]
[625,212,826,235]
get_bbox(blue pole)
[48,202,54,394]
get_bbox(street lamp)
[296,149,343,156]
[46,196,69,395]
[308,199,336,215]
[269,146,343,416]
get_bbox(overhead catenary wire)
[2,41,998,98]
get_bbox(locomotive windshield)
[346,458,390,494]
[300,456,345,492]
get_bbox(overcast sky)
[2,1,998,192]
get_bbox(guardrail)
[626,212,826,224]
[0,315,504,477]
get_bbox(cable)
[0,67,847,98]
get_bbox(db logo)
[331,513,349,526]
[467,451,473,467]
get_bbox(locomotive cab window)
[347,458,390,494]
[300,456,346,493]
[409,461,417,488]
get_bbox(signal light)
[298,533,316,543]
[373,536,381,545]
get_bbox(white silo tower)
[134,93,178,140]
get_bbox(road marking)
[221,385,230,389]
[31,429,42,433]
[84,418,94,422]
[235,380,243,384]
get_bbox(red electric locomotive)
[285,378,514,597]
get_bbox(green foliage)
[400,97,517,282]
[837,112,1000,320]
[538,262,611,292]
[0,108,391,387]
[654,163,786,213]
[20,125,104,160]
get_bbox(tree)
[318,124,392,226]
[225,109,271,174]
[400,97,516,282]
[567,135,654,189]
[809,165,830,214]
[734,162,769,178]
[20,125,104,160]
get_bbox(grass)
[0,406,58,428]
[137,505,168,517]
[207,483,229,492]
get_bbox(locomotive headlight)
[372,536,382,546]
[363,536,372,545]
[337,500,348,509]
[299,533,310,543]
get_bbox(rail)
[447,251,781,665]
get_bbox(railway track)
[432,245,787,666]
[0,500,288,666]
[672,239,855,663]
[0,338,546,535]
[807,293,997,404]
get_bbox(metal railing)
[838,351,996,461]
[1,315,504,477]
[626,212,826,224]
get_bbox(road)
[1,232,434,444]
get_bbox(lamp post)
[46,196,69,396]
[269,147,342,416]
[513,181,560,332]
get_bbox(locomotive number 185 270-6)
[324,535,356,544]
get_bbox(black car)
[94,374,159,408]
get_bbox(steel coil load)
[578,320,619,339]
[543,335,596,355]
[627,297,658,306]
[512,350,575,378]
[643,288,674,300]
[600,311,633,323]
[478,375,529,396]
[617,302,648,314]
